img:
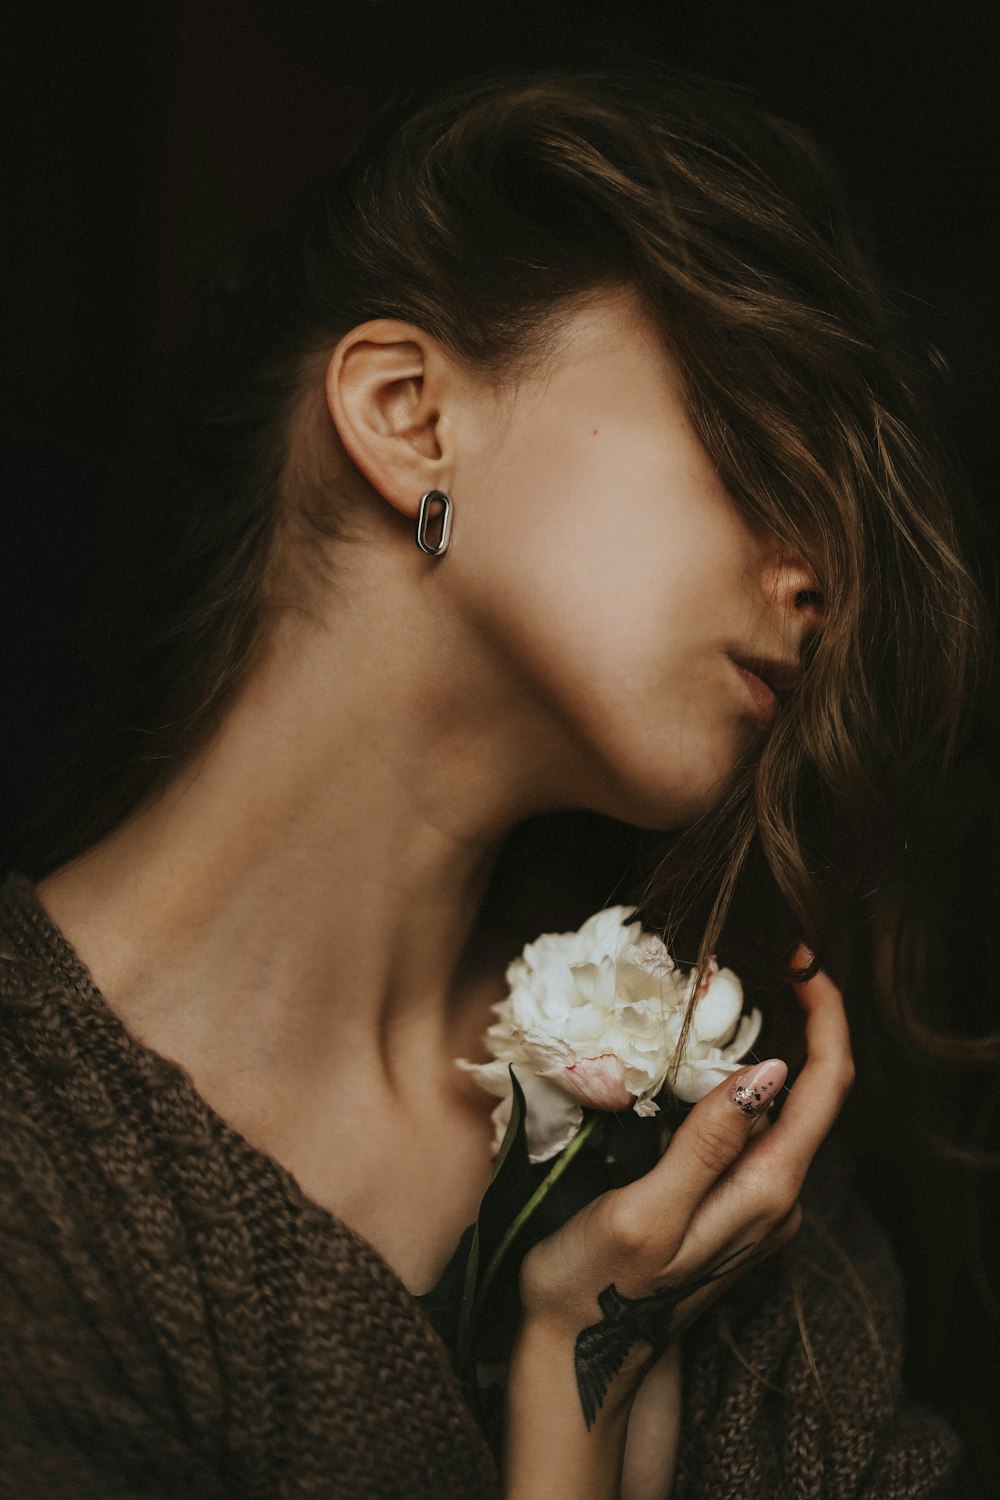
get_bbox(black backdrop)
[4,0,998,862]
[3,0,998,1487]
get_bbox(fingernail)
[729,1059,787,1118]
[789,944,815,970]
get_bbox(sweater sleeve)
[672,1139,966,1500]
[0,1109,227,1500]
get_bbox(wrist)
[512,1320,644,1422]
[502,1317,642,1500]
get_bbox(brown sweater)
[0,870,964,1498]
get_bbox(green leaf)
[414,1221,475,1353]
[456,1064,529,1374]
[600,1101,671,1180]
[451,1073,684,1387]
[472,1108,600,1323]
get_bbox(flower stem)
[473,1112,600,1316]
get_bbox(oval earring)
[415,490,453,556]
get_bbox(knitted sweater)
[0,870,964,1498]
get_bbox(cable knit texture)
[0,870,964,1497]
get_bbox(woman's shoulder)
[0,872,139,1299]
[0,870,505,1499]
[0,870,117,1150]
[673,1129,965,1499]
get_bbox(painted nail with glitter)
[728,1059,788,1118]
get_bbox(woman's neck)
[34,605,559,1116]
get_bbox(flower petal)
[453,1056,515,1098]
[487,1065,585,1163]
[576,905,644,960]
[516,1030,576,1073]
[671,1055,743,1102]
[690,968,744,1043]
[568,957,619,1012]
[727,1006,763,1058]
[539,1053,633,1110]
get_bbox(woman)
[0,62,989,1497]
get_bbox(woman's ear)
[324,319,453,523]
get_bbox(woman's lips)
[731,660,779,726]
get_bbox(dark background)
[3,0,998,1488]
[4,0,998,863]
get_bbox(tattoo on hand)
[573,1243,762,1429]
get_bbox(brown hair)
[16,59,999,1457]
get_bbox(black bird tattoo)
[573,1243,762,1428]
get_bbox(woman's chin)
[599,761,746,833]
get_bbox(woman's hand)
[502,958,854,1499]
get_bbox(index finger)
[757,964,855,1184]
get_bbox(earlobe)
[323,320,448,523]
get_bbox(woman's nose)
[764,551,826,631]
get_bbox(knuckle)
[770,1200,804,1247]
[516,1243,552,1311]
[758,1190,794,1227]
[603,1193,650,1253]
[836,1056,857,1096]
[601,1190,685,1264]
[517,1244,542,1298]
[749,1168,799,1225]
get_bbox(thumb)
[622,1059,787,1227]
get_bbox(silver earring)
[415,490,453,556]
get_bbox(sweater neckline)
[0,868,464,1325]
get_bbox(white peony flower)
[455,906,761,1163]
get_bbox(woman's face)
[453,287,823,830]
